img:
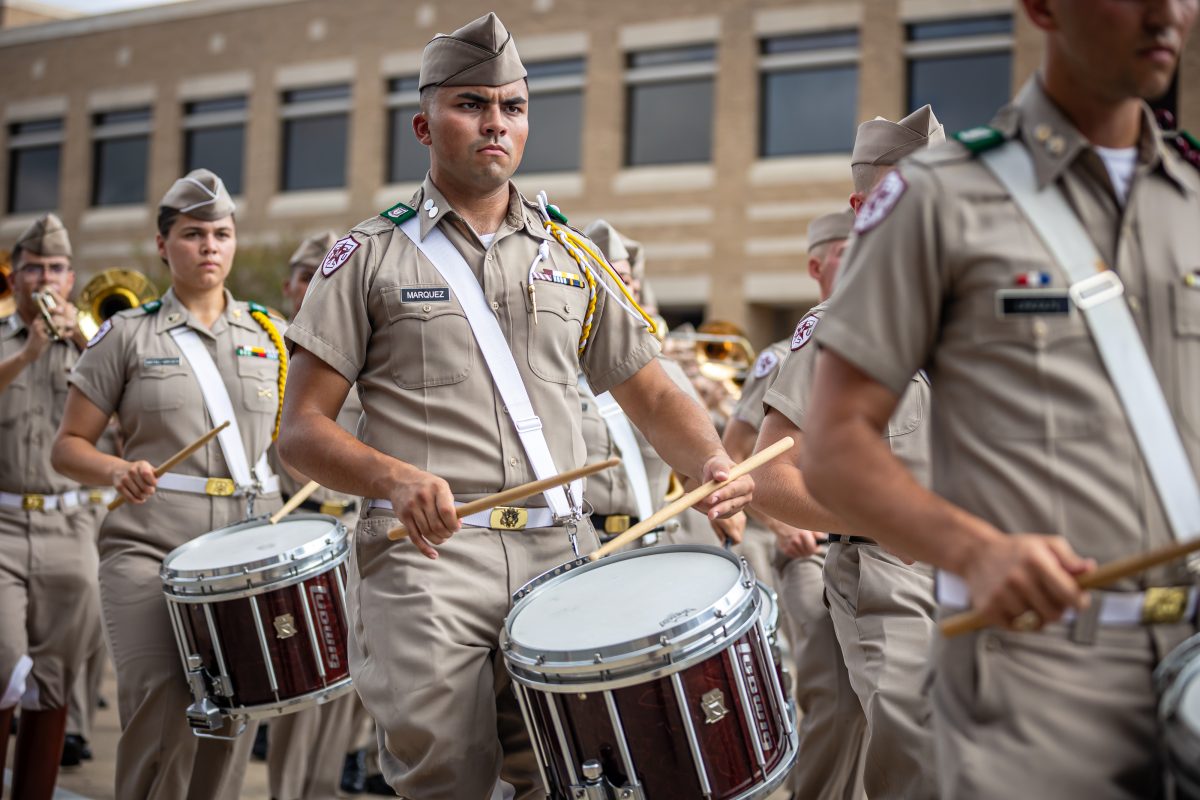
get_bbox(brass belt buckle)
[87,489,105,505]
[205,478,236,497]
[1142,587,1190,624]
[21,494,45,512]
[604,514,632,535]
[490,506,528,531]
[319,500,350,516]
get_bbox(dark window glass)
[761,30,860,54]
[762,65,859,156]
[907,15,1012,41]
[92,136,148,205]
[10,118,63,135]
[283,85,350,104]
[628,45,716,69]
[387,106,427,183]
[389,76,421,93]
[94,107,151,126]
[908,51,1011,133]
[520,90,583,173]
[526,58,586,80]
[282,115,347,191]
[185,96,247,115]
[185,126,245,195]
[8,145,60,213]
[627,79,713,166]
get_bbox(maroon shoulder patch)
[854,170,907,234]
[790,315,819,351]
[321,236,360,277]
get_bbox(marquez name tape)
[401,287,450,303]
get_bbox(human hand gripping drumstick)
[940,536,1200,638]
[107,421,230,511]
[590,436,795,561]
[387,457,622,541]
[268,481,321,524]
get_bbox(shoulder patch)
[320,235,360,277]
[380,202,416,225]
[854,170,907,234]
[86,317,113,348]
[952,126,1005,155]
[752,349,780,379]
[790,315,819,351]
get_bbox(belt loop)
[1070,591,1101,645]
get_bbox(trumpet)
[32,290,64,341]
[0,254,13,319]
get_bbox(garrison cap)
[583,220,631,265]
[806,209,855,251]
[419,12,527,91]
[288,231,339,272]
[851,105,945,167]
[159,168,236,221]
[14,213,72,258]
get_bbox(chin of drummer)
[113,459,158,504]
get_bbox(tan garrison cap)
[851,105,945,167]
[159,168,236,220]
[15,212,72,258]
[807,209,855,251]
[288,231,339,272]
[583,220,631,265]
[419,12,527,91]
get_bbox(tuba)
[0,252,13,319]
[77,268,159,340]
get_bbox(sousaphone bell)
[77,268,159,340]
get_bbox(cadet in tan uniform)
[277,14,752,799]
[754,108,942,800]
[802,2,1200,797]
[264,231,365,800]
[728,211,867,800]
[52,169,285,799]
[0,214,100,799]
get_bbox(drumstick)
[387,457,621,541]
[590,436,795,561]
[107,421,230,511]
[940,536,1200,638]
[268,481,321,524]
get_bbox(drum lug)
[571,759,644,800]
[184,655,224,732]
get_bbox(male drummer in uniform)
[278,13,752,799]
[802,0,1200,796]
[0,214,100,798]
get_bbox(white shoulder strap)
[578,374,654,522]
[396,217,579,519]
[980,141,1200,542]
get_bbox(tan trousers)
[735,519,778,593]
[0,506,100,711]
[350,514,599,800]
[267,692,360,800]
[776,550,866,800]
[823,542,937,799]
[67,633,106,739]
[934,620,1194,800]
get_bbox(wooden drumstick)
[590,436,795,561]
[269,480,321,524]
[387,457,621,541]
[107,421,230,511]
[940,536,1200,638]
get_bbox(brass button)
[1034,124,1052,142]
[1047,136,1066,156]
[422,304,432,313]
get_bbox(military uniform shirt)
[286,177,661,500]
[733,339,790,432]
[815,79,1200,588]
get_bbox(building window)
[906,15,1013,134]
[183,96,247,195]
[385,76,426,184]
[280,84,350,192]
[520,57,585,174]
[7,118,63,214]
[625,44,716,167]
[92,107,152,207]
[759,31,860,157]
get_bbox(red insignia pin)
[791,316,819,351]
[321,236,360,277]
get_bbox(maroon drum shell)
[524,625,788,798]
[177,565,350,707]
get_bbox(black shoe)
[363,773,396,796]
[96,695,109,710]
[340,749,367,794]
[61,734,88,767]
[251,725,268,761]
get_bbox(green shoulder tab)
[140,299,162,314]
[248,301,268,315]
[380,202,416,225]
[1181,130,1200,152]
[547,203,568,224]
[953,126,1005,155]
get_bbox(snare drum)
[160,514,353,734]
[503,545,798,799]
[1157,633,1200,798]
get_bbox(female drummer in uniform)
[51,169,286,799]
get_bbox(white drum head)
[1181,673,1200,732]
[166,517,333,572]
[509,550,741,652]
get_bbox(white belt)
[84,488,119,506]
[937,572,1199,626]
[0,490,83,512]
[367,499,556,530]
[158,472,280,497]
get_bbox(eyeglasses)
[18,262,71,276]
